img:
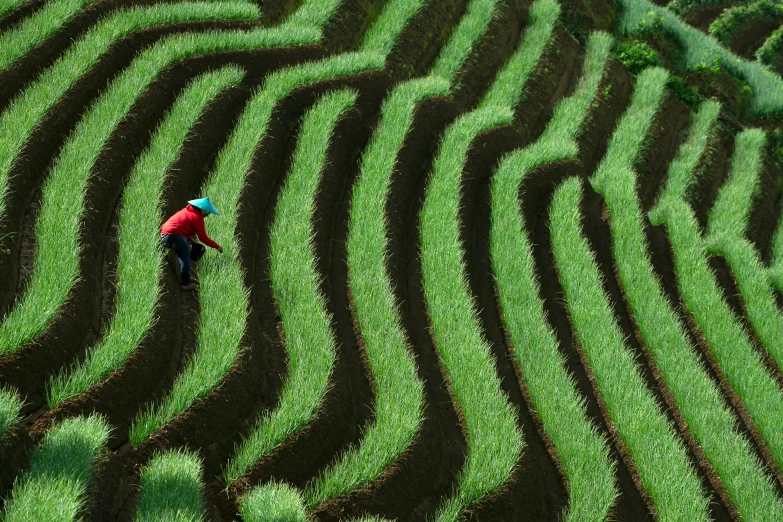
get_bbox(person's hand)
[217,245,224,254]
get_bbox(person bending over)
[160,197,223,290]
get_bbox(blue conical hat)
[188,197,220,215]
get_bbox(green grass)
[129,51,383,447]
[0,24,320,357]
[420,1,561,518]
[550,176,709,522]
[649,107,783,473]
[0,1,259,226]
[305,78,442,508]
[705,129,783,372]
[1,415,110,521]
[132,0,423,452]
[360,0,427,57]
[0,0,99,71]
[239,482,309,522]
[303,0,506,506]
[135,450,205,522]
[131,0,423,452]
[429,0,501,81]
[0,0,25,18]
[489,31,616,522]
[592,97,783,521]
[46,67,244,407]
[619,0,783,115]
[770,208,783,290]
[757,24,783,66]
[0,387,23,439]
[709,0,783,43]
[221,89,357,482]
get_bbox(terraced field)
[0,0,782,519]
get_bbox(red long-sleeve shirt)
[161,204,220,249]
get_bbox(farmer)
[160,197,223,291]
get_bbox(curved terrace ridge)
[305,0,505,507]
[489,30,616,522]
[550,67,711,521]
[592,98,783,520]
[420,0,562,517]
[132,0,422,448]
[649,104,783,475]
[46,66,246,408]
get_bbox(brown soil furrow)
[314,96,464,522]
[575,91,738,519]
[725,17,783,59]
[747,152,783,265]
[708,255,783,391]
[0,425,32,510]
[384,0,469,83]
[452,0,529,113]
[0,0,45,34]
[540,182,655,519]
[458,29,584,521]
[688,122,735,233]
[477,64,636,522]
[0,19,262,318]
[682,2,735,31]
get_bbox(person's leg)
[168,234,191,286]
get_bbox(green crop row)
[592,98,783,520]
[428,0,501,81]
[709,0,783,43]
[756,25,783,67]
[489,31,616,522]
[706,129,783,374]
[552,67,710,521]
[0,386,23,439]
[649,107,783,472]
[127,54,377,447]
[223,89,358,483]
[308,78,436,507]
[619,0,783,115]
[1,415,110,521]
[133,0,419,449]
[551,178,709,521]
[0,0,25,18]
[0,1,259,229]
[420,0,561,518]
[239,482,309,522]
[46,66,244,407]
[0,24,319,358]
[306,0,504,506]
[135,450,205,522]
[771,211,783,290]
[0,0,100,71]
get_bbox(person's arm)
[193,216,221,251]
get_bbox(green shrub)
[613,39,661,75]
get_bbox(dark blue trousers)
[161,233,191,285]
